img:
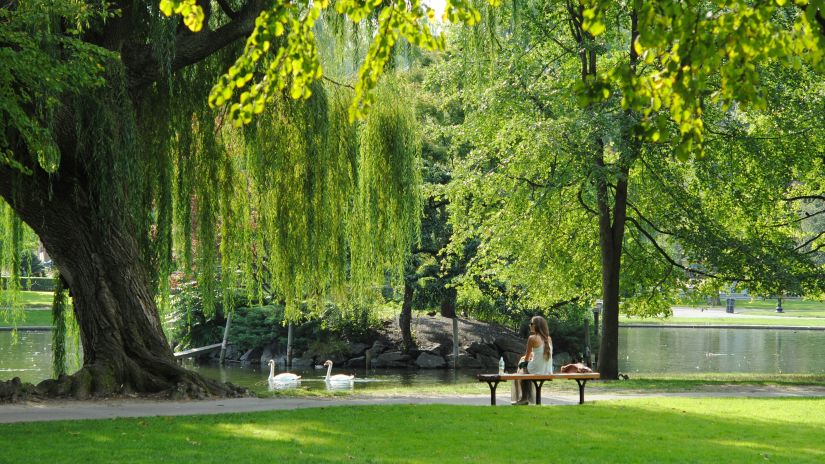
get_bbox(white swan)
[267,359,301,384]
[323,360,354,382]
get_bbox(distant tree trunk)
[0,163,240,400]
[399,278,414,352]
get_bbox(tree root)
[0,365,251,403]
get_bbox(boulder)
[493,336,524,355]
[415,352,446,368]
[553,351,572,368]
[348,343,369,357]
[346,356,367,368]
[259,342,277,365]
[454,354,483,369]
[373,351,411,368]
[291,356,314,369]
[465,341,499,359]
[417,342,445,355]
[503,351,521,369]
[240,347,263,364]
[370,341,388,354]
[476,354,500,368]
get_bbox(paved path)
[3,387,825,424]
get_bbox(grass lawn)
[0,308,53,327]
[2,398,823,463]
[682,299,825,317]
[0,291,60,327]
[1,290,55,308]
[620,316,825,327]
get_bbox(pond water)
[619,326,825,375]
[3,327,825,390]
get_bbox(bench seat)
[477,372,600,405]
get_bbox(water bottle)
[499,357,505,374]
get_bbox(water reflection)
[618,327,825,374]
[268,380,301,391]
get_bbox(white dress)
[527,342,553,374]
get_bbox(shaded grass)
[1,398,824,463]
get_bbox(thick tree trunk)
[0,164,244,401]
[595,171,629,380]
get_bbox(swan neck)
[269,362,275,378]
[325,363,332,380]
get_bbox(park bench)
[477,372,601,405]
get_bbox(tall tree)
[0,0,471,399]
[438,0,824,379]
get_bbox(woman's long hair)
[531,316,552,361]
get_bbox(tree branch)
[626,215,721,280]
[215,0,239,19]
[577,185,598,217]
[795,229,825,252]
[125,0,266,90]
[322,76,355,90]
[771,208,825,227]
[782,194,825,202]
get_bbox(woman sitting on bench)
[512,315,553,405]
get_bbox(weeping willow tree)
[0,0,428,400]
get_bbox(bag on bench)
[560,363,593,373]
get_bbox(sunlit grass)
[2,398,824,463]
[620,316,825,326]
[0,308,53,327]
[680,298,825,316]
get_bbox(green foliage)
[350,80,423,301]
[162,0,500,122]
[419,0,825,356]
[0,1,114,173]
[227,305,283,354]
[580,0,825,158]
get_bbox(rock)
[553,351,572,367]
[454,354,483,368]
[503,351,521,369]
[476,354,500,368]
[240,347,263,363]
[465,341,499,359]
[370,341,388,354]
[417,342,445,355]
[290,357,314,368]
[348,343,369,357]
[346,356,367,368]
[494,336,524,355]
[373,351,411,368]
[415,352,446,368]
[259,342,277,365]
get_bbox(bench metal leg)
[575,379,588,404]
[530,380,546,405]
[484,380,500,405]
